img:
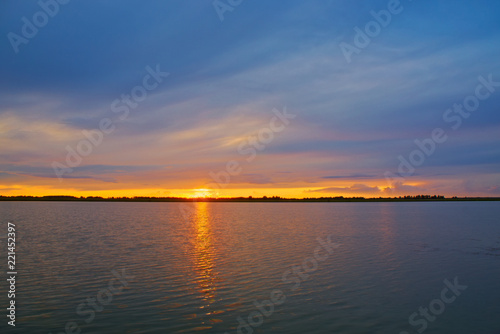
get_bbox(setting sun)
[189,189,217,198]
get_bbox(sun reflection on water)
[192,202,217,309]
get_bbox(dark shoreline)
[1,196,499,202]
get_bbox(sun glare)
[190,189,215,198]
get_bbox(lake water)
[1,201,499,334]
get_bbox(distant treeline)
[0,195,499,202]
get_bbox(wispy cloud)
[310,184,382,194]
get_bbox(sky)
[0,0,499,198]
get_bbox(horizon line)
[2,195,500,202]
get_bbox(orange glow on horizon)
[186,189,219,199]
[0,186,351,199]
[0,180,463,199]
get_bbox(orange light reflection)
[192,202,217,309]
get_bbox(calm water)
[1,201,499,334]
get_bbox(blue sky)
[1,0,499,197]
